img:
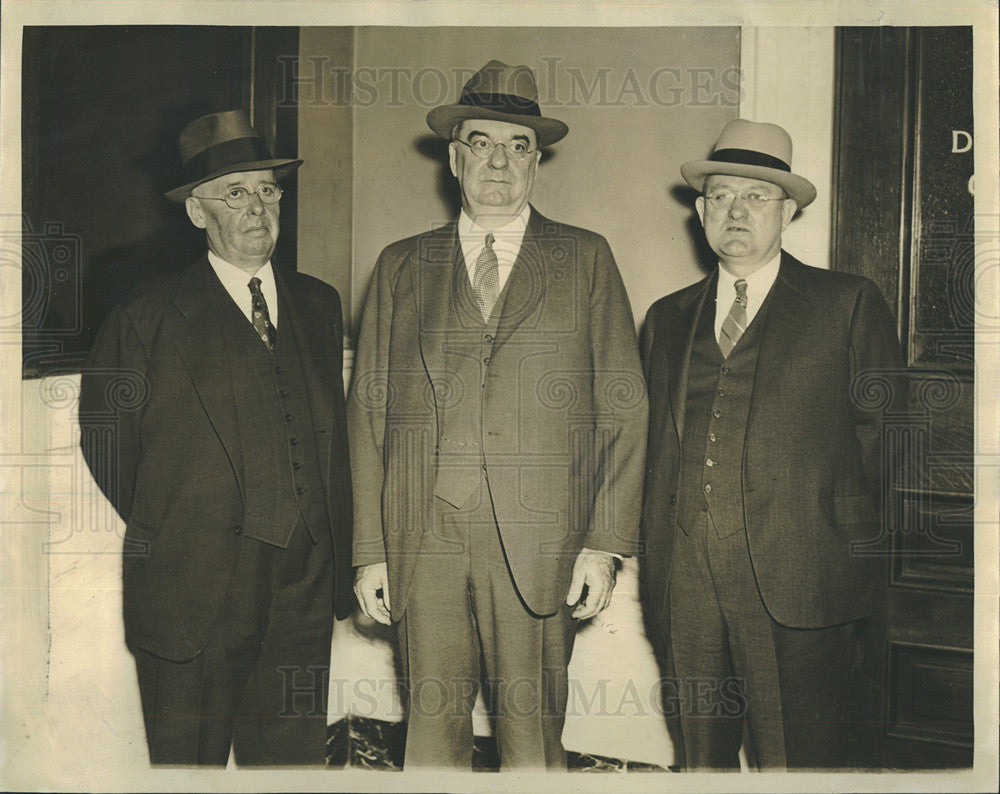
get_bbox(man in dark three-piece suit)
[80,109,353,765]
[348,61,647,770]
[640,120,907,769]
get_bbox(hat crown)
[462,60,539,104]
[177,109,264,165]
[712,119,793,170]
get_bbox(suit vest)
[675,283,773,537]
[216,278,329,547]
[432,251,506,510]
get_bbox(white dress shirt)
[714,253,780,342]
[457,204,530,291]
[208,251,278,328]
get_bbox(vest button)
[290,437,298,446]
[483,357,491,365]
[234,524,243,535]
[708,433,717,442]
[274,366,283,375]
[279,389,289,398]
[716,387,725,396]
[285,413,293,422]
[706,458,714,467]
[712,408,722,418]
[669,494,677,505]
[485,334,494,342]
[296,486,306,496]
[704,484,712,494]
[720,365,730,374]
[293,462,302,471]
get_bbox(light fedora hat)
[164,108,302,202]
[681,119,816,208]
[427,60,568,148]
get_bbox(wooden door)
[832,26,975,768]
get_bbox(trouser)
[398,482,576,771]
[133,519,334,765]
[668,511,859,770]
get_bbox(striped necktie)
[472,233,500,321]
[718,278,748,358]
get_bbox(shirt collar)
[458,204,530,246]
[717,251,781,295]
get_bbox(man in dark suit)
[640,119,907,769]
[79,109,353,765]
[348,60,647,770]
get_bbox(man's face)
[185,169,280,273]
[449,119,541,221]
[695,174,797,274]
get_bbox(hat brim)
[427,105,568,148]
[164,158,303,202]
[680,160,816,209]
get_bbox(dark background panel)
[21,26,299,376]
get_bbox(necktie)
[472,233,500,321]
[718,278,748,358]
[248,276,277,353]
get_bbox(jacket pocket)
[821,494,877,526]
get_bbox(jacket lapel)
[170,256,245,499]
[415,221,463,378]
[492,208,550,355]
[276,272,338,485]
[749,252,819,400]
[669,272,715,442]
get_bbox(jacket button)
[720,365,730,374]
[712,408,722,418]
[708,433,717,442]
[296,486,306,495]
[274,366,282,375]
[234,524,243,535]
[704,484,712,494]
[716,387,725,396]
[706,458,714,467]
[669,494,677,505]
[485,333,494,342]
[482,463,488,472]
[279,389,289,398]
[293,462,302,471]
[483,357,491,365]
[290,437,298,446]
[285,413,293,422]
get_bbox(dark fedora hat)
[681,119,816,208]
[164,109,302,202]
[426,60,568,148]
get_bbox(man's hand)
[354,562,391,625]
[565,549,617,620]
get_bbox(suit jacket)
[348,207,648,620]
[79,256,354,662]
[640,252,907,630]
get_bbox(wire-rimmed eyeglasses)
[453,137,538,161]
[196,183,283,210]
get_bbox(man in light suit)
[80,109,353,765]
[640,119,907,769]
[348,60,647,770]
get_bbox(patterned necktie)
[248,276,277,353]
[718,278,748,358]
[472,233,500,321]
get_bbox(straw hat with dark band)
[681,119,816,208]
[165,109,302,202]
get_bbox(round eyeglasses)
[703,190,786,210]
[197,183,283,210]
[453,137,538,161]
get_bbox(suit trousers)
[668,511,859,770]
[397,478,576,771]
[133,519,334,765]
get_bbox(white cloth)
[714,252,780,342]
[207,251,278,328]
[457,204,530,292]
